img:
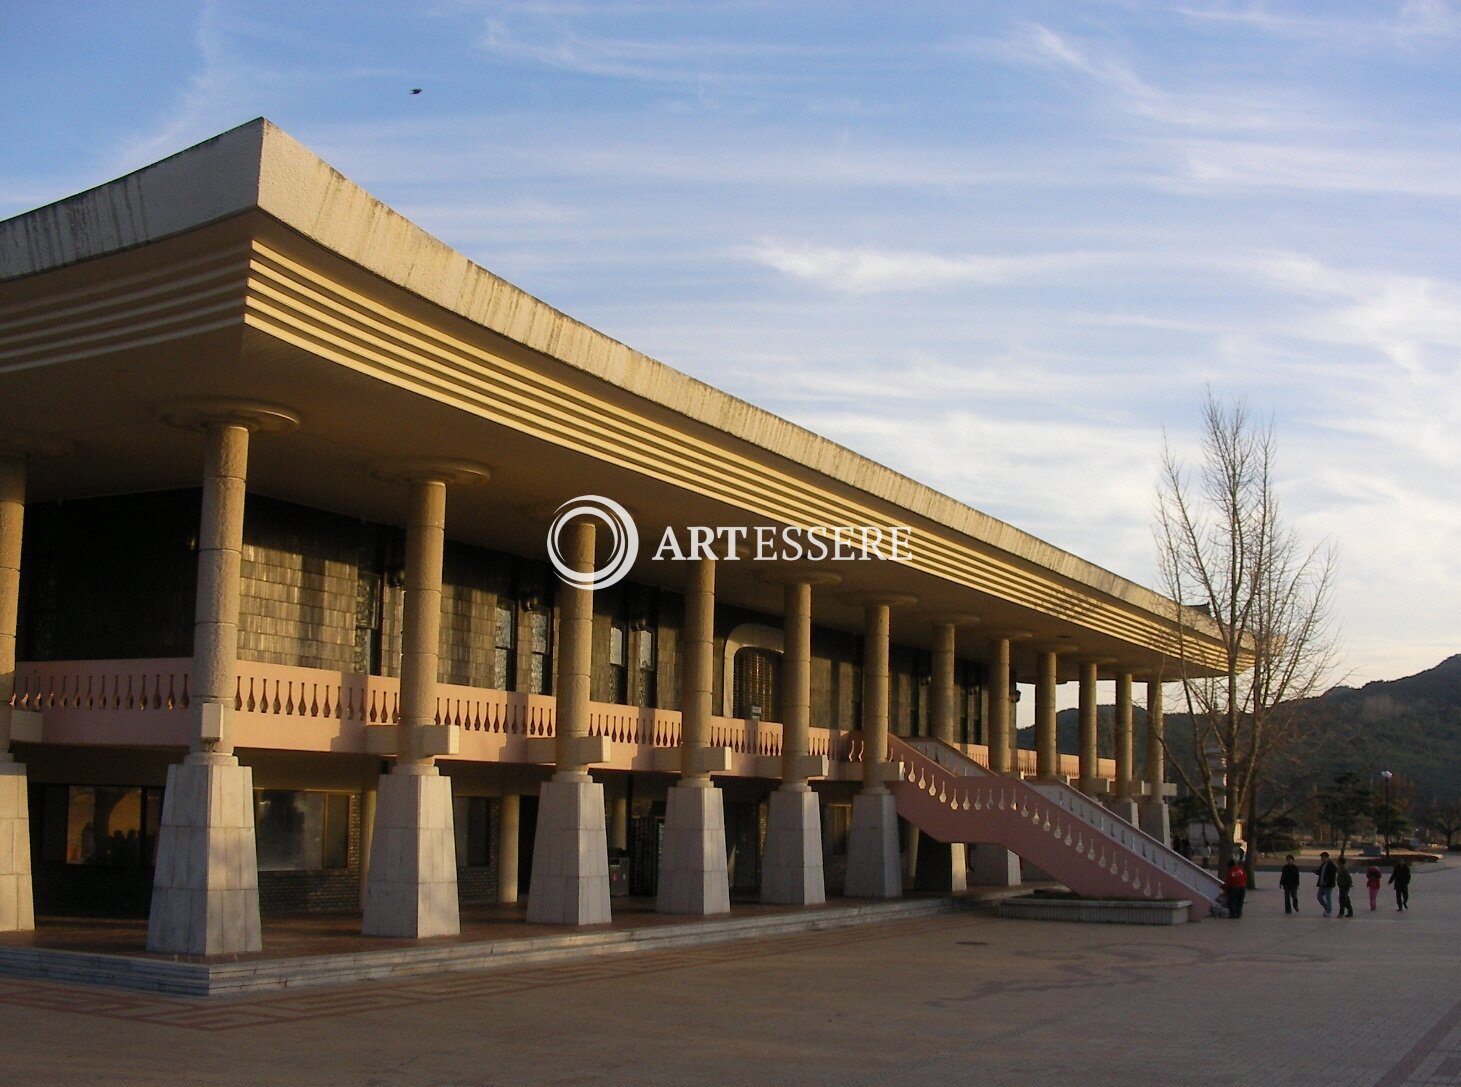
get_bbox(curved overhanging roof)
[0,118,1233,676]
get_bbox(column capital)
[988,629,1033,643]
[929,612,982,629]
[839,590,918,609]
[160,397,301,434]
[1031,636,1077,654]
[761,566,842,589]
[369,457,491,486]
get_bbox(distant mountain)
[1018,655,1461,799]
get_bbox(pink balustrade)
[9,658,856,777]
[12,660,1116,785]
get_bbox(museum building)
[0,120,1224,955]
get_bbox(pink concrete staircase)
[859,734,1223,920]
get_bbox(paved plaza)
[0,862,1454,1086]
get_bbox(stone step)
[0,894,988,998]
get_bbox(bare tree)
[1154,393,1342,875]
[1420,796,1461,849]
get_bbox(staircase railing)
[875,734,1219,920]
[1026,778,1223,901]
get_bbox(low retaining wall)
[998,895,1192,925]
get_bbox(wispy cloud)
[1177,140,1461,197]
[994,21,1319,133]
[744,241,1115,293]
[1177,0,1461,49]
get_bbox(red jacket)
[1225,865,1248,891]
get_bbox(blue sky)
[4,1,1459,692]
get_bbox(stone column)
[1109,673,1139,824]
[845,594,913,899]
[0,455,32,932]
[986,636,1012,775]
[1034,649,1060,780]
[1077,660,1101,796]
[498,793,520,905]
[149,400,297,956]
[762,575,836,905]
[1141,679,1172,844]
[914,619,973,893]
[365,462,486,938]
[527,518,612,924]
[658,557,731,915]
[971,633,1021,887]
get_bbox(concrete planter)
[999,894,1192,925]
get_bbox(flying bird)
[410,87,422,95]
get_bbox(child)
[1366,863,1383,911]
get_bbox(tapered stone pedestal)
[1140,799,1171,847]
[1108,798,1140,826]
[526,774,611,925]
[844,791,901,899]
[363,766,460,938]
[970,844,1021,887]
[657,781,730,916]
[914,838,967,892]
[761,785,825,905]
[0,756,33,932]
[147,754,261,955]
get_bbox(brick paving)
[0,862,1453,1086]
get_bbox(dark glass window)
[528,607,553,695]
[494,601,516,690]
[636,626,657,708]
[255,791,350,872]
[44,786,162,867]
[354,570,383,675]
[609,620,630,704]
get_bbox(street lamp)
[1381,770,1394,859]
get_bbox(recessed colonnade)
[0,406,1176,944]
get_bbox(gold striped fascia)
[243,240,1228,669]
[0,246,251,370]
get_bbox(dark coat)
[1279,863,1301,889]
[1337,867,1353,891]
[1389,863,1412,888]
[1316,860,1338,888]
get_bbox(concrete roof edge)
[1,118,1216,643]
[0,118,267,282]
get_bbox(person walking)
[1389,859,1412,910]
[1366,863,1383,911]
[1315,851,1337,917]
[1280,854,1301,914]
[1336,857,1354,917]
[1224,859,1248,919]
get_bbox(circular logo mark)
[546,495,639,590]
